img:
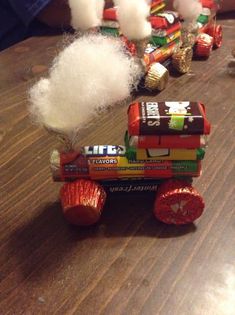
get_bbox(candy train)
[101,0,222,91]
[54,101,211,226]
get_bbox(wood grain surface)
[0,14,235,315]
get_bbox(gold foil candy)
[144,62,169,91]
[172,46,193,74]
[181,29,196,48]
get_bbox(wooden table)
[0,14,235,315]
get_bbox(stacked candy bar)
[145,10,182,67]
[125,101,211,179]
[101,6,120,36]
[150,0,166,14]
[197,0,219,26]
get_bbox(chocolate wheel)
[195,33,213,58]
[172,47,193,74]
[154,179,205,225]
[213,25,222,48]
[60,179,106,226]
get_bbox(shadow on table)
[217,11,235,20]
[8,194,196,282]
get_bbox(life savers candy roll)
[50,146,202,181]
[172,46,193,74]
[195,33,213,58]
[154,179,205,224]
[144,39,180,67]
[128,134,207,149]
[144,62,169,91]
[128,101,211,136]
[60,179,106,226]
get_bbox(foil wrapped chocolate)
[172,46,193,74]
[60,179,107,226]
[144,62,169,91]
[154,179,205,224]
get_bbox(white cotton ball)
[116,0,151,40]
[29,34,143,133]
[69,0,105,30]
[173,0,202,22]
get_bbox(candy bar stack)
[125,101,211,179]
[101,6,120,36]
[101,0,167,37]
[197,0,219,26]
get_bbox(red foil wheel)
[207,24,222,48]
[195,33,213,58]
[154,179,204,225]
[60,179,107,226]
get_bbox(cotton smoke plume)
[115,0,151,40]
[173,0,202,24]
[69,0,105,30]
[29,34,143,135]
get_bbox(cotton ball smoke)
[29,34,143,134]
[69,0,105,30]
[173,0,202,24]
[115,0,151,40]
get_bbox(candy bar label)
[84,145,126,156]
[139,101,204,135]
[157,11,179,25]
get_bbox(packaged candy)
[151,30,181,46]
[60,179,107,225]
[125,147,205,161]
[150,11,179,29]
[50,146,202,181]
[127,133,207,149]
[144,39,181,67]
[128,101,211,135]
[154,179,205,224]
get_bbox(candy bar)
[152,22,181,37]
[126,147,205,161]
[128,101,211,135]
[151,30,181,46]
[127,133,207,149]
[150,11,179,29]
[103,7,117,21]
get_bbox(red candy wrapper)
[128,101,211,136]
[103,7,117,21]
[206,24,222,48]
[60,179,107,226]
[154,179,204,224]
[150,11,179,29]
[195,33,213,58]
[200,0,219,10]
